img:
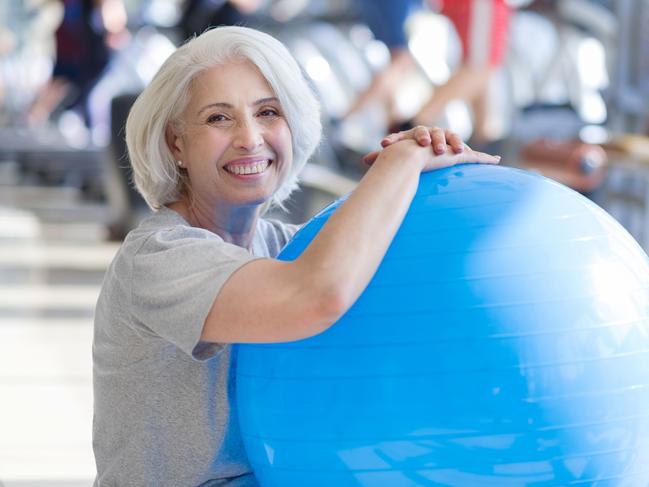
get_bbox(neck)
[168,197,261,250]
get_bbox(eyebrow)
[197,97,280,116]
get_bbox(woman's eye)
[259,108,279,117]
[207,114,228,123]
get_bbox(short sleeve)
[130,225,257,360]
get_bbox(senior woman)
[93,26,499,486]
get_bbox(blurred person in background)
[341,0,422,125]
[178,0,263,41]
[26,0,129,127]
[397,0,514,144]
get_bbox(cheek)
[184,131,226,161]
[264,119,293,171]
[276,125,293,162]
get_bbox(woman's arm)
[201,140,498,344]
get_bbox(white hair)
[125,26,322,210]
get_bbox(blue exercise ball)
[237,164,649,486]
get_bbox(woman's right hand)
[363,138,500,173]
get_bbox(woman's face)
[170,60,293,209]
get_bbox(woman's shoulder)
[121,207,227,258]
[141,206,222,236]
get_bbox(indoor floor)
[0,192,117,486]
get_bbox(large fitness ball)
[237,164,649,486]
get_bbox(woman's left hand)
[363,126,466,165]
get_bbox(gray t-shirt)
[93,207,298,487]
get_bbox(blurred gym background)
[1,0,648,485]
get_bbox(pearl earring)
[177,160,183,167]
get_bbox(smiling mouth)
[225,160,271,176]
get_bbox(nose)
[233,118,263,152]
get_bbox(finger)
[362,150,381,165]
[429,127,447,154]
[465,151,501,164]
[380,132,401,147]
[383,126,432,147]
[445,130,465,153]
[413,126,432,147]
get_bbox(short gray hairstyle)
[125,26,322,210]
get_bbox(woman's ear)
[165,124,182,160]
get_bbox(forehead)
[190,60,275,103]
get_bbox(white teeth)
[227,160,270,175]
